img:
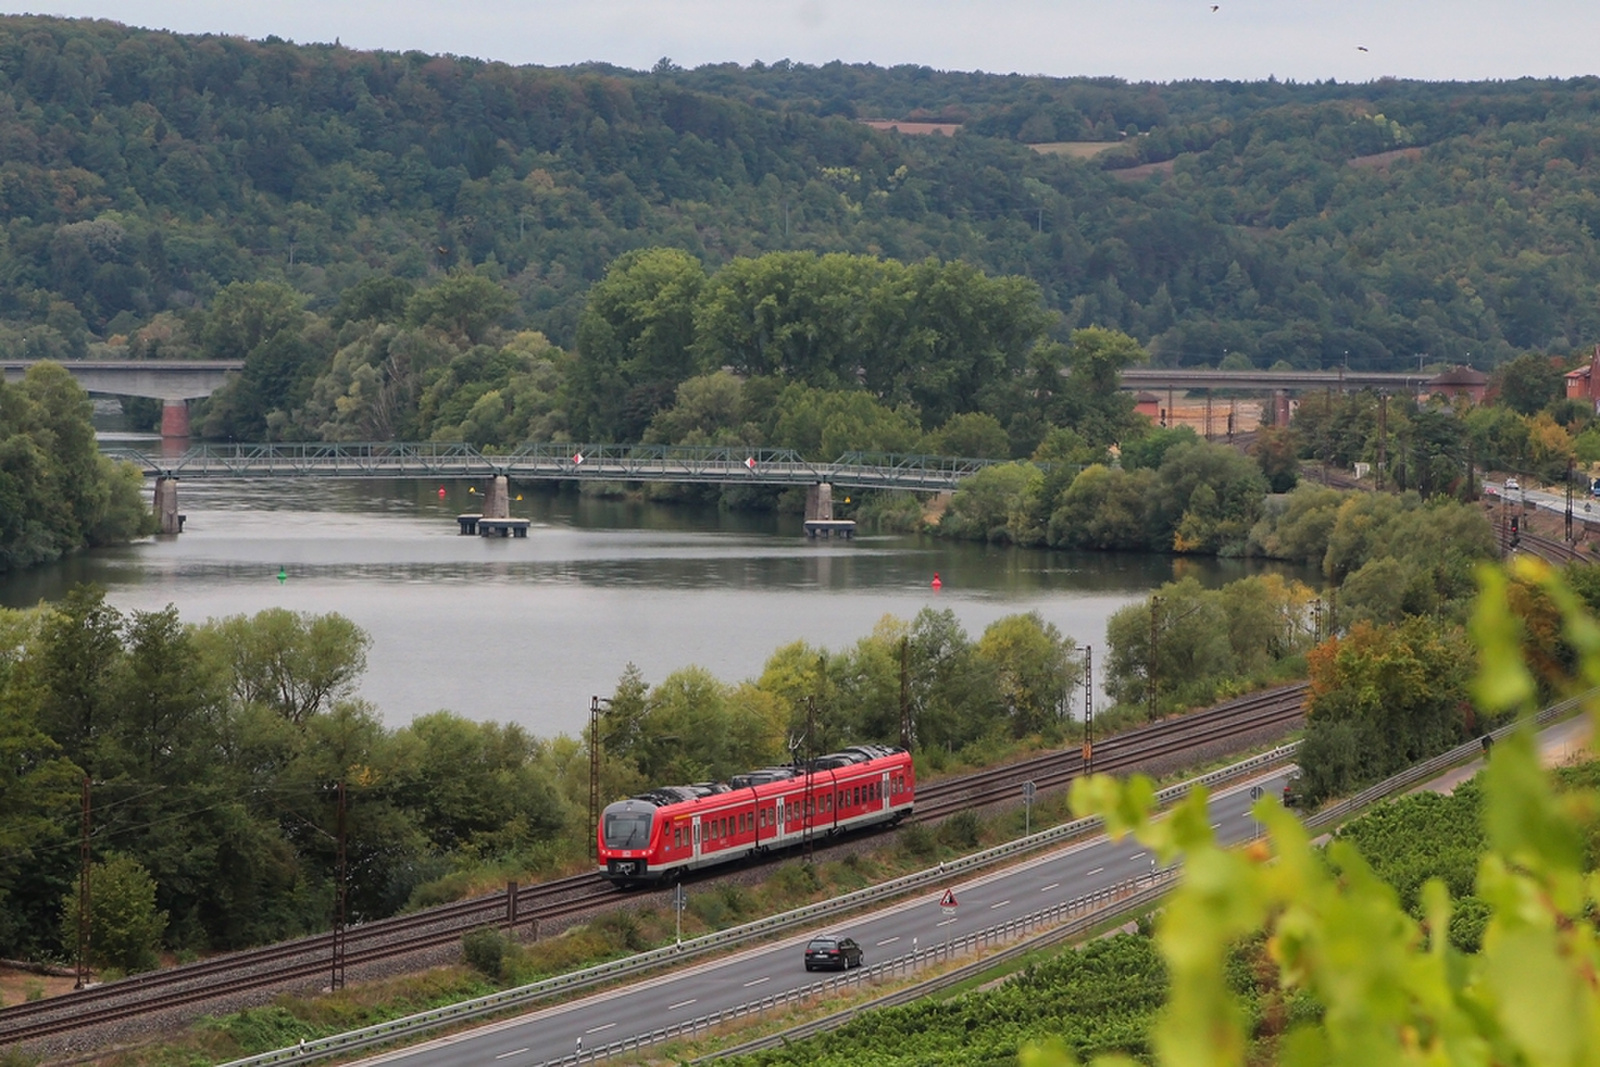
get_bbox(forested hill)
[3,14,1600,373]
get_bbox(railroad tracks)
[0,683,1305,1049]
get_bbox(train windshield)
[604,811,654,849]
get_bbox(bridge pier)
[153,477,184,535]
[482,475,510,519]
[160,399,190,438]
[805,483,834,522]
[803,482,855,539]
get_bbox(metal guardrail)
[217,745,1300,1067]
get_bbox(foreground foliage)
[1054,555,1600,1067]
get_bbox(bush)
[462,927,510,980]
[937,810,983,850]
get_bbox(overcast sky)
[10,1,1600,83]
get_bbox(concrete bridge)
[1,359,244,436]
[105,442,1013,535]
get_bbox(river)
[0,469,1315,740]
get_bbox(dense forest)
[1,15,1600,388]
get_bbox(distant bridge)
[2,359,244,436]
[109,442,1018,537]
[1118,368,1438,392]
[106,441,1005,490]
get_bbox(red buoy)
[438,487,446,498]
[931,572,943,590]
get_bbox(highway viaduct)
[2,360,1440,441]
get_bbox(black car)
[804,934,864,971]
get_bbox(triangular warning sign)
[939,889,957,907]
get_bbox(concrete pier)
[803,482,855,539]
[153,477,184,534]
[482,474,510,519]
[160,399,190,438]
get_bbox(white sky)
[8,0,1599,83]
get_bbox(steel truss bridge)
[106,442,1011,492]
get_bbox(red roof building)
[1567,346,1600,409]
[1426,365,1488,404]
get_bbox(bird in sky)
[1210,4,1219,10]
[1357,45,1369,51]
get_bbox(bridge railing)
[105,442,1012,490]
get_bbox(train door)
[691,816,702,866]
[774,798,784,844]
[880,770,890,812]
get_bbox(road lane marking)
[744,976,771,987]
[1040,882,1059,892]
[1130,852,1146,862]
[1086,867,1103,876]
[667,999,697,1011]
[495,1050,528,1059]
[1211,822,1221,829]
[585,1023,616,1034]
[990,899,1011,909]
[937,917,957,927]
[877,936,899,946]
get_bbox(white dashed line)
[495,1050,528,1060]
[585,1023,615,1035]
[667,999,697,1011]
[1040,882,1059,892]
[937,917,957,927]
[877,936,899,946]
[743,976,771,987]
[1210,822,1221,829]
[1130,852,1146,862]
[1086,867,1103,876]
[990,899,1011,909]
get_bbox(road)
[350,769,1294,1067]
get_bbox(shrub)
[461,927,509,980]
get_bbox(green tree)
[59,854,167,974]
[194,609,370,727]
[406,272,515,345]
[974,613,1078,738]
[1298,615,1477,800]
[570,248,707,441]
[1492,352,1565,416]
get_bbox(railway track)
[1500,524,1589,566]
[0,683,1305,1049]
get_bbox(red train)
[597,744,916,887]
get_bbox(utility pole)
[804,697,816,864]
[899,636,912,750]
[1081,646,1093,775]
[1377,393,1388,491]
[589,696,603,864]
[332,779,347,991]
[1567,457,1576,544]
[75,775,91,989]
[1147,596,1162,720]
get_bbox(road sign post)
[1022,780,1036,836]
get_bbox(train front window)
[604,811,653,849]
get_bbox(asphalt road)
[350,768,1296,1067]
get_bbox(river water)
[0,469,1313,740]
